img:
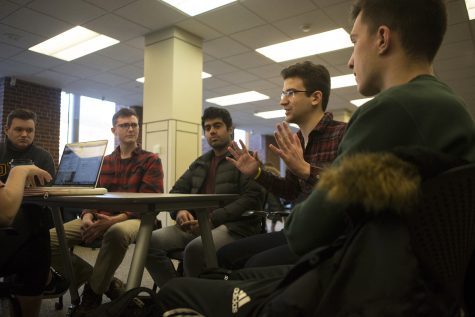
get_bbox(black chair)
[404,163,475,316]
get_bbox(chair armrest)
[241,210,268,218]
[0,227,19,235]
[269,210,291,217]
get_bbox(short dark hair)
[112,107,138,126]
[280,61,331,111]
[6,108,37,127]
[201,107,233,130]
[351,0,447,63]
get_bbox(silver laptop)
[24,140,108,196]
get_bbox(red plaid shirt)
[257,112,346,204]
[82,145,163,219]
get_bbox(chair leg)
[55,295,64,310]
[9,296,22,317]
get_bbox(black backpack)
[83,287,161,317]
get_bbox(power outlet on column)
[153,144,161,154]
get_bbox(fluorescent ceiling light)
[206,91,269,106]
[256,28,352,62]
[351,97,374,107]
[254,109,285,119]
[202,72,212,79]
[160,0,236,16]
[29,26,119,61]
[466,0,475,19]
[331,74,357,89]
[136,72,212,84]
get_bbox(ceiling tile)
[33,70,80,85]
[75,54,124,72]
[0,59,42,77]
[53,62,100,79]
[0,0,20,19]
[238,79,279,91]
[436,40,475,61]
[0,42,23,59]
[319,47,353,68]
[125,36,145,49]
[312,0,350,8]
[231,24,290,49]
[242,0,316,22]
[7,0,34,6]
[322,1,353,29]
[247,63,285,78]
[11,50,64,68]
[89,72,130,86]
[27,0,106,25]
[203,77,233,89]
[443,22,472,45]
[272,9,336,38]
[83,0,137,12]
[447,0,470,24]
[223,51,274,69]
[84,13,150,42]
[1,8,70,38]
[214,70,259,84]
[203,37,249,58]
[109,65,143,80]
[197,3,265,34]
[99,43,143,64]
[176,19,222,41]
[115,0,186,30]
[204,60,239,75]
[0,23,45,48]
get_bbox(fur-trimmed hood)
[316,148,467,215]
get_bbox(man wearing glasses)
[219,61,347,269]
[49,107,164,314]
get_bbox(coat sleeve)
[284,189,347,256]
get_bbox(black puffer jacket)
[170,150,264,237]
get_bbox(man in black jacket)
[145,107,263,287]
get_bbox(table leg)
[196,210,218,268]
[50,207,80,306]
[125,210,156,290]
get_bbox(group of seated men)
[2,0,475,316]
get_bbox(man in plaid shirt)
[219,62,347,269]
[49,107,163,313]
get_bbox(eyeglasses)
[116,123,139,129]
[281,89,309,99]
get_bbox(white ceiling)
[0,0,474,135]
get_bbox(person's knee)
[184,239,203,259]
[103,223,132,249]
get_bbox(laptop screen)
[53,140,108,187]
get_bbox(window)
[234,128,247,145]
[60,93,117,155]
[79,96,116,154]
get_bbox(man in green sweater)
[154,0,475,316]
[284,0,475,256]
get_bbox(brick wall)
[0,77,61,166]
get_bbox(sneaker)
[105,277,125,300]
[42,267,70,298]
[75,282,102,314]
